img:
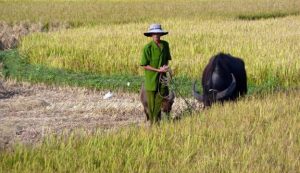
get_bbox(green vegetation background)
[0,0,300,172]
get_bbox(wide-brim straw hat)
[144,24,168,37]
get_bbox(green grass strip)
[0,50,286,97]
[237,11,300,20]
[0,50,194,96]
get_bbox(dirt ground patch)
[0,80,200,149]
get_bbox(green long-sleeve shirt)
[140,40,172,91]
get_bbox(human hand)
[159,65,169,73]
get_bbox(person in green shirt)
[140,24,172,123]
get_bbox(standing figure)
[140,24,172,123]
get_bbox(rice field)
[19,16,300,88]
[1,0,299,26]
[10,0,299,88]
[1,89,300,172]
[1,0,300,172]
